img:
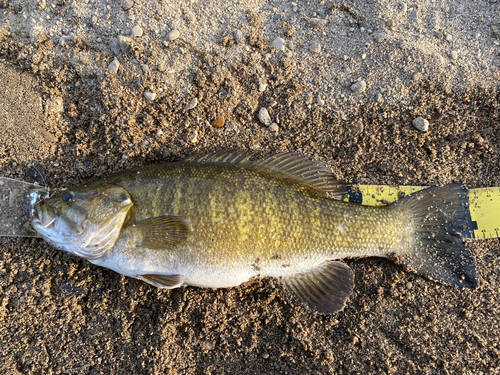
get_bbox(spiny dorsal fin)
[184,150,253,164]
[135,216,192,250]
[138,274,184,289]
[185,151,347,199]
[280,261,354,314]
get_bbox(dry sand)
[0,0,499,373]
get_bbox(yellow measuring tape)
[344,186,500,240]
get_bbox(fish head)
[31,184,133,259]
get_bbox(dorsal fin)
[184,151,347,199]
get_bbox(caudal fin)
[392,184,479,289]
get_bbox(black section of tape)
[462,196,477,239]
[347,189,363,204]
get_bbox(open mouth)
[32,201,55,229]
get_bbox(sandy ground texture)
[0,0,500,373]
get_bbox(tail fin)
[392,184,479,289]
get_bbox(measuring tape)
[344,186,500,240]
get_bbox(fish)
[31,152,479,314]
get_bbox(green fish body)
[32,152,479,313]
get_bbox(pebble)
[212,116,225,128]
[269,123,279,132]
[190,129,198,144]
[375,92,383,102]
[309,41,322,53]
[412,117,429,132]
[234,29,244,44]
[167,29,180,41]
[317,99,325,106]
[108,59,120,74]
[271,37,285,51]
[122,0,134,10]
[258,83,268,92]
[372,32,386,43]
[450,50,458,60]
[307,18,328,29]
[184,98,198,111]
[45,96,64,115]
[141,64,149,73]
[258,107,272,126]
[144,92,156,101]
[117,35,132,53]
[184,11,196,24]
[350,80,366,93]
[131,25,143,37]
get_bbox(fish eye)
[63,192,73,202]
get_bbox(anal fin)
[280,261,354,314]
[138,274,184,289]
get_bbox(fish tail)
[391,184,479,289]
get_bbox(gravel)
[166,29,180,41]
[258,107,272,126]
[412,117,430,132]
[350,80,367,93]
[144,92,156,101]
[108,59,120,74]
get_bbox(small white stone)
[131,25,143,37]
[271,37,285,51]
[350,80,366,93]
[190,129,198,144]
[184,98,198,111]
[446,34,453,42]
[184,11,196,24]
[450,50,458,60]
[167,29,180,41]
[144,92,156,101]
[45,97,64,115]
[108,59,120,74]
[234,29,244,44]
[317,99,325,106]
[259,83,268,92]
[258,107,272,126]
[269,123,279,132]
[412,117,429,132]
[141,64,149,73]
[309,41,321,53]
[117,35,132,53]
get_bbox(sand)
[0,0,499,373]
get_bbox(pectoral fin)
[280,261,354,314]
[138,274,184,289]
[135,216,192,250]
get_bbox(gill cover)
[32,184,133,260]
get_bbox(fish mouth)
[32,201,55,229]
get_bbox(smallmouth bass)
[31,152,479,314]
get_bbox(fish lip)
[32,201,55,229]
